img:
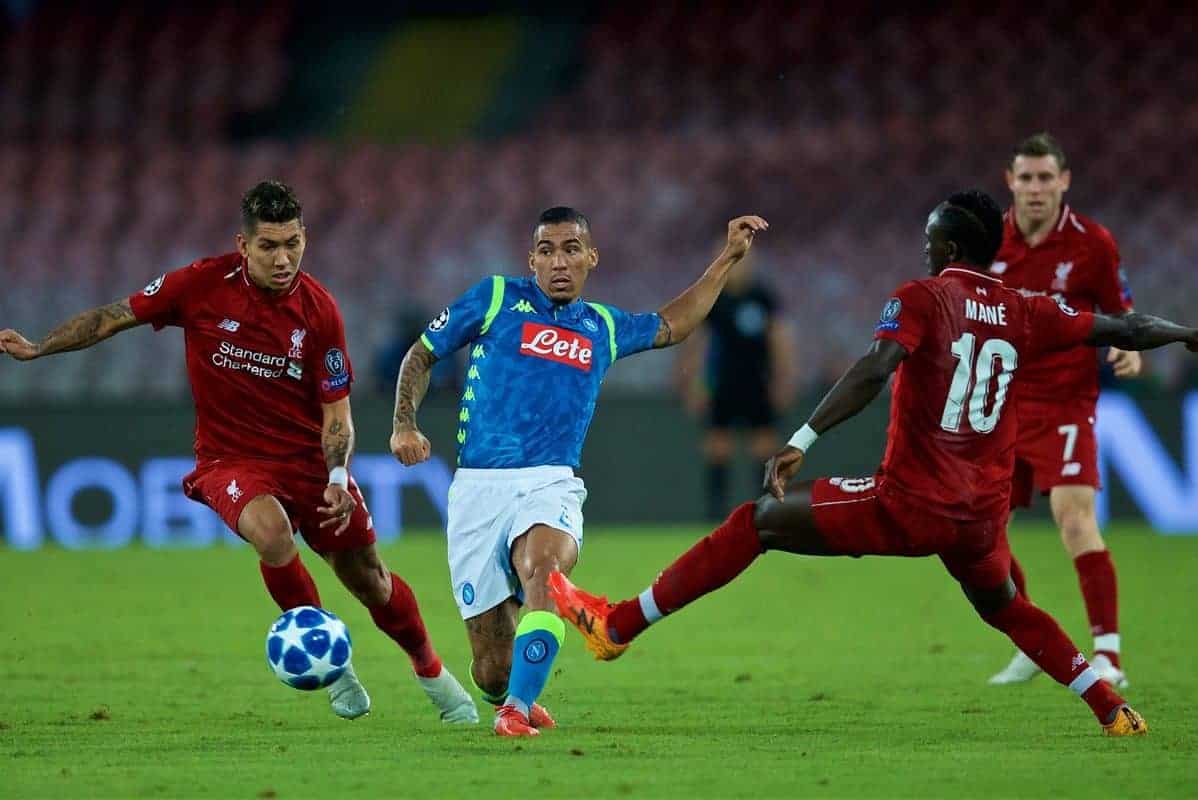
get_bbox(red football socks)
[259,554,321,611]
[369,572,443,678]
[1008,555,1029,600]
[607,502,762,644]
[984,594,1123,721]
[1075,550,1120,666]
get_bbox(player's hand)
[725,216,769,260]
[1107,347,1142,378]
[763,445,805,501]
[318,484,357,535]
[390,428,431,466]
[0,329,39,361]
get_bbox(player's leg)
[325,545,477,723]
[497,524,575,730]
[1049,484,1125,685]
[552,482,839,658]
[989,458,1045,685]
[703,427,735,521]
[237,495,323,610]
[464,598,519,704]
[945,531,1144,734]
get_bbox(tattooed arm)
[653,215,768,348]
[389,339,438,466]
[318,397,358,534]
[321,397,355,471]
[0,299,142,361]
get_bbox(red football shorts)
[183,459,376,554]
[1010,398,1101,508]
[811,476,1011,590]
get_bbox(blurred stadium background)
[2,0,1198,543]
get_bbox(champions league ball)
[265,606,352,690]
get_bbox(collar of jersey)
[1004,204,1069,248]
[241,261,303,301]
[528,278,586,320]
[940,264,1003,284]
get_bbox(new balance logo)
[510,300,535,313]
[218,319,241,332]
[226,480,243,502]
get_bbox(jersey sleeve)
[314,299,354,403]
[1023,295,1095,358]
[1090,224,1133,314]
[589,303,661,361]
[420,276,501,358]
[127,264,202,330]
[872,281,933,352]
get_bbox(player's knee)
[753,495,781,548]
[241,509,295,565]
[965,579,1017,621]
[1054,505,1101,553]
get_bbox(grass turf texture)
[2,523,1194,799]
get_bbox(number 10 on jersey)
[940,334,1018,434]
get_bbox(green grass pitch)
[2,523,1195,799]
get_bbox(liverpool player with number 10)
[551,190,1198,736]
[0,181,476,725]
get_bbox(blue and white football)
[265,606,352,691]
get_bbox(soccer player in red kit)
[550,190,1198,736]
[988,134,1137,688]
[0,181,477,724]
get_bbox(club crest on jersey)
[429,307,450,331]
[519,322,593,371]
[582,317,599,332]
[143,275,165,296]
[288,328,307,359]
[1052,262,1074,291]
[875,298,901,331]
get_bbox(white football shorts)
[446,465,587,619]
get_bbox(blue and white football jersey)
[421,276,660,469]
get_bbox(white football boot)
[1090,654,1129,688]
[988,650,1042,685]
[417,667,479,724]
[328,663,371,719]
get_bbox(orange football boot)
[548,571,629,661]
[1102,705,1148,737]
[493,704,539,737]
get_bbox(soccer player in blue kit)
[390,207,767,736]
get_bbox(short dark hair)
[942,189,1005,265]
[1011,132,1067,171]
[241,180,303,233]
[535,206,590,239]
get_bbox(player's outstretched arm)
[653,215,768,348]
[1087,312,1198,353]
[0,299,141,361]
[764,339,906,499]
[389,339,436,466]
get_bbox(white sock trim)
[1093,633,1120,653]
[639,588,663,624]
[1069,667,1099,696]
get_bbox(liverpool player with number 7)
[390,207,767,736]
[550,190,1198,736]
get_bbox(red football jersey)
[991,205,1133,403]
[128,253,353,467]
[873,266,1093,520]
